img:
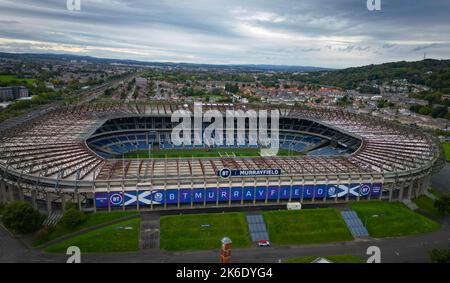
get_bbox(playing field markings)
[246,213,270,242]
[340,210,369,238]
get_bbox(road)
[432,163,450,195]
[1,215,449,263]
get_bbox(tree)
[429,249,450,263]
[337,95,352,107]
[1,201,45,234]
[434,194,450,215]
[60,208,87,229]
[225,83,239,94]
[431,105,448,118]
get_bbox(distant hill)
[0,52,332,72]
[303,59,450,92]
[1,52,448,92]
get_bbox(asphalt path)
[1,215,449,263]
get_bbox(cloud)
[0,0,449,68]
[411,43,439,52]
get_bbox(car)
[258,240,270,247]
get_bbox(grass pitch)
[45,218,140,253]
[160,212,252,251]
[0,75,35,85]
[442,142,450,162]
[349,201,440,238]
[124,148,303,158]
[262,209,353,246]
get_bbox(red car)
[258,240,271,247]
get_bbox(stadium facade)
[0,103,441,213]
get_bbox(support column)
[93,192,97,213]
[407,180,414,200]
[77,193,82,210]
[31,190,37,209]
[18,187,24,202]
[388,187,393,202]
[0,181,6,204]
[61,193,66,212]
[399,182,405,200]
[8,184,15,202]
[46,192,52,214]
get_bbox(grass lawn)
[428,187,442,199]
[262,209,353,246]
[415,195,442,217]
[34,211,139,246]
[124,148,303,158]
[283,254,364,263]
[45,218,140,253]
[160,212,252,251]
[349,201,440,238]
[442,142,450,162]
[0,75,35,84]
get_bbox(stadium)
[0,102,442,213]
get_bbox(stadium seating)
[87,116,361,158]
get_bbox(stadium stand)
[0,103,441,212]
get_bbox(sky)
[0,0,449,68]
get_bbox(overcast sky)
[0,0,449,68]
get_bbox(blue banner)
[303,185,315,199]
[101,182,384,207]
[243,187,254,201]
[95,192,109,208]
[231,187,242,201]
[279,186,291,200]
[138,190,152,206]
[165,189,179,204]
[124,191,138,206]
[218,168,282,178]
[109,192,123,207]
[315,184,327,199]
[192,189,205,203]
[267,186,279,200]
[219,187,230,202]
[255,186,267,200]
[371,183,382,197]
[151,190,164,205]
[206,188,217,202]
[291,185,302,200]
[179,189,191,203]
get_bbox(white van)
[287,202,302,210]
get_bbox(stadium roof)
[0,103,440,190]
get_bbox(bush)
[60,209,87,229]
[35,226,53,243]
[434,194,450,215]
[430,249,450,263]
[64,201,78,211]
[1,201,45,234]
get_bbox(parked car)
[258,240,270,247]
